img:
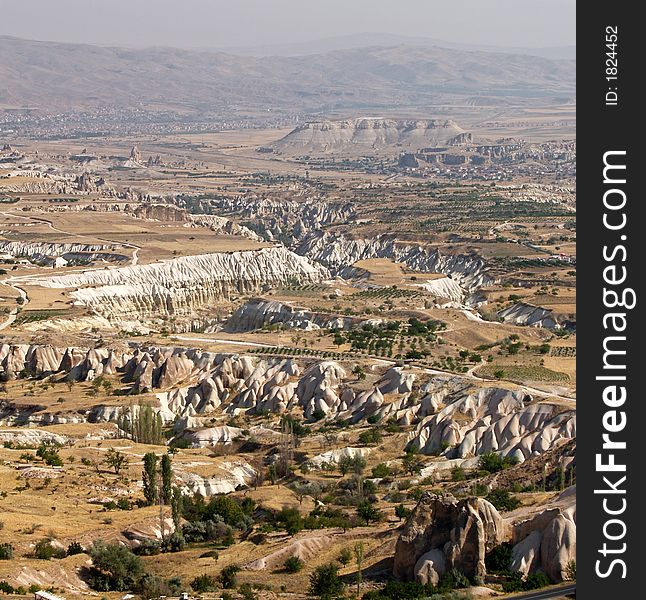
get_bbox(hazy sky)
[0,0,575,50]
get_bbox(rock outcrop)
[296,232,493,291]
[510,487,576,582]
[198,196,355,244]
[24,246,328,319]
[0,241,126,267]
[393,493,508,583]
[272,118,468,156]
[407,381,575,463]
[497,302,562,330]
[225,298,355,332]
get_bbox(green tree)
[142,452,158,506]
[354,542,364,595]
[394,504,411,521]
[190,574,217,593]
[451,466,466,481]
[218,564,240,589]
[402,451,423,475]
[104,448,128,475]
[485,489,521,512]
[171,487,183,531]
[485,543,513,574]
[88,541,144,591]
[371,463,391,478]
[161,453,173,504]
[338,548,352,566]
[0,544,14,560]
[357,501,382,526]
[275,507,303,536]
[309,563,344,600]
[284,556,304,573]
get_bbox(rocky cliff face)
[224,298,355,332]
[510,487,576,582]
[272,118,467,156]
[0,343,575,468]
[296,232,494,291]
[24,246,328,319]
[497,302,562,330]
[200,196,355,244]
[407,381,576,463]
[0,241,126,266]
[187,214,262,240]
[393,493,507,583]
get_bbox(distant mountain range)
[219,32,576,60]
[0,36,575,115]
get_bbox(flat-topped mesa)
[272,118,468,156]
[296,232,494,292]
[24,246,329,319]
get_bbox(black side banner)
[578,4,644,597]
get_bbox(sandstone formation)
[0,343,575,474]
[407,382,576,463]
[202,196,354,244]
[24,247,328,319]
[272,118,468,156]
[225,298,355,332]
[0,240,126,266]
[510,487,576,582]
[497,302,562,330]
[393,493,507,583]
[296,232,493,291]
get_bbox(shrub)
[190,574,217,593]
[67,541,84,556]
[478,452,518,474]
[239,582,257,600]
[485,543,513,574]
[394,504,411,521]
[284,556,304,573]
[87,541,144,591]
[440,568,470,590]
[33,539,66,560]
[485,489,521,512]
[338,547,352,566]
[133,539,161,556]
[0,581,16,594]
[371,463,392,478]
[0,544,14,560]
[358,428,383,445]
[451,466,466,481]
[524,571,551,590]
[357,501,382,525]
[218,564,240,589]
[274,507,303,536]
[309,563,344,599]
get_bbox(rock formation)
[296,232,494,291]
[24,246,328,319]
[510,487,576,582]
[393,493,507,583]
[272,118,468,156]
[497,302,562,330]
[224,298,355,332]
[407,382,576,463]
